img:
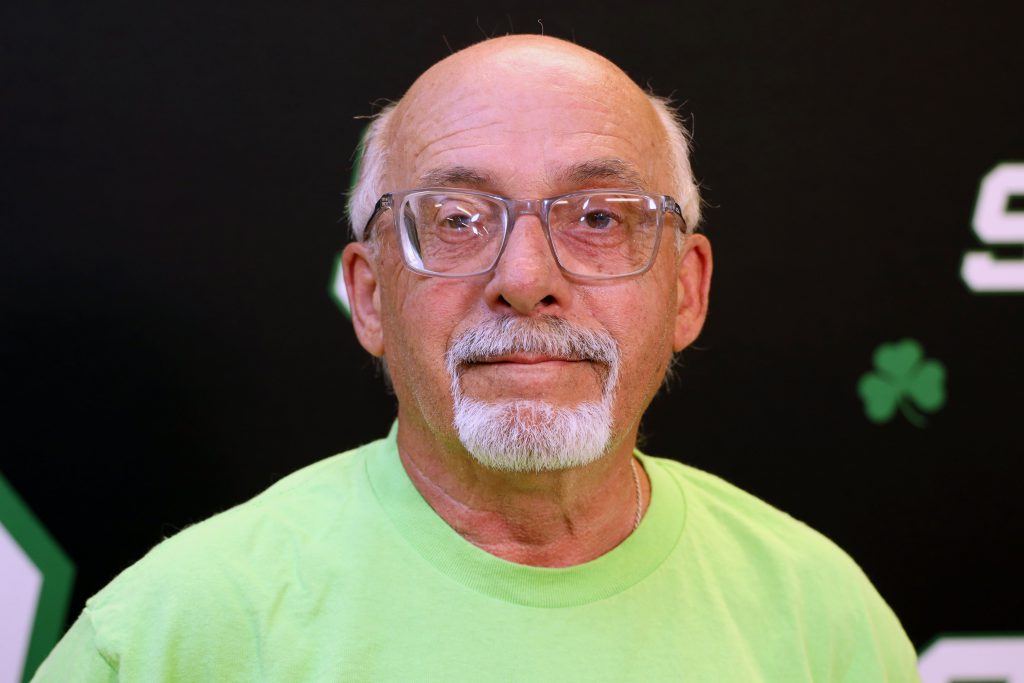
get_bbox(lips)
[474,353,582,365]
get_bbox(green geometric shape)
[329,251,351,319]
[0,471,75,682]
[874,338,924,380]
[858,373,901,423]
[906,360,946,412]
[857,338,947,428]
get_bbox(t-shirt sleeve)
[837,565,922,683]
[31,611,118,683]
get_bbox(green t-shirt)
[34,426,920,681]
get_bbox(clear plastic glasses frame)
[361,188,690,280]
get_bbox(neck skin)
[395,407,651,567]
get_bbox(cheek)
[380,277,478,396]
[583,277,677,402]
[588,276,676,351]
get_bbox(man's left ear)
[673,233,713,352]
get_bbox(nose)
[484,213,572,315]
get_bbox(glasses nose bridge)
[504,197,550,233]
[496,196,560,270]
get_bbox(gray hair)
[346,95,702,243]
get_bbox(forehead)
[388,54,669,196]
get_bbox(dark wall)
[4,1,1022,650]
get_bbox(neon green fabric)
[35,426,920,681]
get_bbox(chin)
[452,397,613,473]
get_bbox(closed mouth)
[473,353,583,365]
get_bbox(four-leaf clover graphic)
[858,339,947,427]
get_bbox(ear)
[342,241,385,357]
[673,233,713,352]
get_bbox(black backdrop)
[4,0,1023,653]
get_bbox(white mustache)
[445,315,620,389]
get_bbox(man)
[36,35,920,681]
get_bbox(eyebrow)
[415,157,648,193]
[417,166,492,189]
[562,158,647,192]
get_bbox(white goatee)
[445,315,620,472]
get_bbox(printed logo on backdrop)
[858,338,946,427]
[919,634,1024,683]
[0,473,74,682]
[962,162,1024,293]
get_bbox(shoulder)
[125,442,366,567]
[650,454,880,596]
[82,438,386,651]
[645,455,920,680]
[648,454,854,572]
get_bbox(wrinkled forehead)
[386,47,670,196]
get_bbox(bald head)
[349,35,701,238]
[406,35,627,95]
[395,35,656,137]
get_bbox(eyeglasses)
[361,188,689,280]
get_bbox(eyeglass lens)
[398,191,660,277]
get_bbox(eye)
[581,209,618,230]
[431,202,493,241]
[442,213,477,231]
[432,198,491,233]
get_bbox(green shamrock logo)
[858,338,946,427]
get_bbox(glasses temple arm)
[665,197,688,232]
[360,194,394,241]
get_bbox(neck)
[395,415,650,567]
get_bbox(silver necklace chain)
[629,457,643,531]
